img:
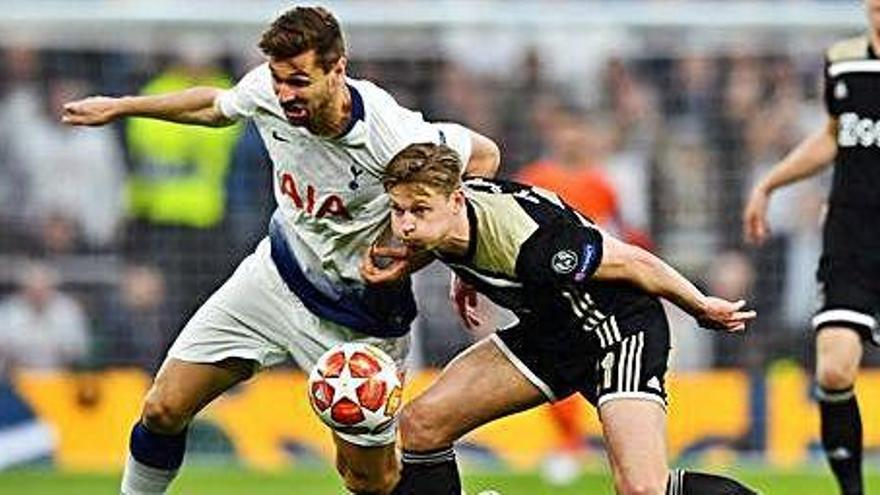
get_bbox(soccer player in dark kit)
[364,143,758,495]
[743,2,880,493]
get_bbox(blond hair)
[383,143,462,196]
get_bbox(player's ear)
[332,56,347,77]
[450,189,465,213]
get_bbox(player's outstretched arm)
[593,233,756,332]
[61,87,234,128]
[462,131,500,179]
[743,117,837,245]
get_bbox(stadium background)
[0,1,878,493]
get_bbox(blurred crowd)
[0,34,867,378]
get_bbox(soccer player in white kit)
[62,7,499,495]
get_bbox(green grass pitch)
[0,466,876,494]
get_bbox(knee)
[336,459,398,495]
[141,389,191,434]
[614,471,667,495]
[615,480,666,495]
[816,359,858,390]
[398,401,453,452]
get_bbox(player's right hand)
[743,186,770,245]
[359,244,411,285]
[450,273,481,329]
[61,96,120,126]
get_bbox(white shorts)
[167,238,410,447]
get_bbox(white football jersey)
[216,63,472,293]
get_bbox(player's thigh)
[815,326,863,388]
[169,239,305,367]
[599,399,668,494]
[143,357,255,432]
[588,310,670,493]
[145,241,296,430]
[333,433,399,491]
[400,337,547,451]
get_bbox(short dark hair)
[258,6,346,72]
[383,143,462,196]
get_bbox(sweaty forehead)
[390,184,441,204]
[269,50,321,77]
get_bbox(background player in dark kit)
[743,3,880,494]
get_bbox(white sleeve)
[215,64,272,120]
[432,122,473,174]
[364,83,473,170]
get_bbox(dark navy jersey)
[436,178,657,351]
[824,36,880,209]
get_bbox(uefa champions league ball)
[307,342,403,435]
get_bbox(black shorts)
[815,254,880,345]
[815,205,880,345]
[492,298,670,409]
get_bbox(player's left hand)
[695,297,757,333]
[743,186,771,245]
[450,273,482,330]
[359,244,411,284]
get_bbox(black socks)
[396,447,461,495]
[667,469,757,495]
[818,386,864,495]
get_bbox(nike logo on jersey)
[272,130,290,143]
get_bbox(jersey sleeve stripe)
[828,60,880,77]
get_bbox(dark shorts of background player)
[491,298,670,410]
[814,205,880,345]
[815,254,880,346]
